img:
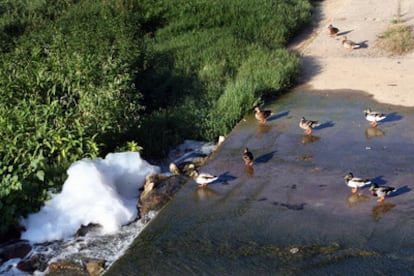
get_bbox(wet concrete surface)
[106,87,414,275]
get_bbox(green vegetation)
[0,0,312,236]
[377,1,414,56]
[377,23,414,55]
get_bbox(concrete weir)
[106,87,414,275]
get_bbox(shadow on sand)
[315,120,335,130]
[255,151,277,164]
[382,112,403,123]
[216,171,237,185]
[390,185,411,198]
[268,111,289,122]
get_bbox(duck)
[369,183,396,202]
[342,36,360,51]
[299,117,320,135]
[344,172,371,194]
[193,170,218,188]
[254,107,272,124]
[328,24,339,36]
[364,108,387,127]
[243,147,254,166]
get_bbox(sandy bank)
[293,0,414,107]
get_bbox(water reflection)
[256,124,271,138]
[244,165,254,176]
[194,186,220,201]
[365,127,385,139]
[346,193,370,208]
[301,135,320,145]
[371,202,396,221]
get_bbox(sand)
[291,0,414,107]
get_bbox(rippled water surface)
[107,87,414,275]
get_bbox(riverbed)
[106,86,414,275]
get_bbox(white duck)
[193,170,218,188]
[344,172,371,194]
[364,108,387,127]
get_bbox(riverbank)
[291,0,414,107]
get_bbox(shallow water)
[106,87,414,275]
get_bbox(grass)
[377,23,414,55]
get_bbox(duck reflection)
[365,126,385,139]
[346,193,370,208]
[256,124,271,138]
[244,165,254,176]
[194,186,220,201]
[371,202,396,221]
[301,134,320,145]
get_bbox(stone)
[47,260,87,275]
[169,162,182,175]
[138,175,188,219]
[85,259,105,276]
[0,241,32,261]
[74,223,102,239]
[17,253,49,273]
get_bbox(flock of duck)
[328,24,361,51]
[193,24,396,202]
[193,103,395,203]
[254,106,395,202]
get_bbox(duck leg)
[305,128,312,135]
[377,196,385,202]
[245,160,253,166]
[351,188,358,194]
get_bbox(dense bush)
[0,0,312,236]
[136,0,312,153]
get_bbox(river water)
[106,87,414,275]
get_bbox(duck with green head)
[369,183,396,202]
[344,172,371,193]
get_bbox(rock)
[169,162,182,175]
[17,259,35,273]
[17,253,49,273]
[0,241,32,261]
[138,175,188,219]
[140,173,169,200]
[74,223,103,239]
[47,260,87,276]
[85,259,105,276]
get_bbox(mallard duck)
[369,183,396,202]
[193,170,218,188]
[364,108,386,127]
[342,36,360,51]
[344,172,371,193]
[328,24,339,36]
[243,147,254,166]
[299,117,320,135]
[255,107,272,124]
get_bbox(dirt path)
[291,0,414,107]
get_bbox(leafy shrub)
[0,0,312,235]
[0,0,148,235]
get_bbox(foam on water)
[20,151,160,243]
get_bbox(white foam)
[20,152,160,244]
